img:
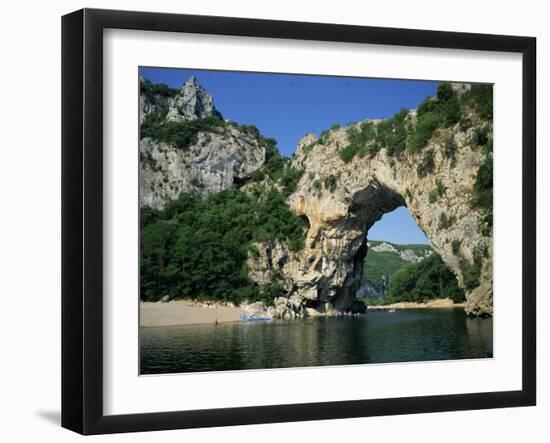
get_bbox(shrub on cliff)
[340,121,377,163]
[459,244,487,290]
[140,78,178,103]
[472,157,493,236]
[464,84,493,119]
[408,112,440,153]
[140,115,225,149]
[408,83,464,153]
[416,149,435,177]
[444,135,458,165]
[248,137,304,195]
[469,124,493,236]
[323,174,338,192]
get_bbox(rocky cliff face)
[368,241,432,263]
[140,76,222,124]
[139,77,265,208]
[166,76,223,122]
[247,113,493,316]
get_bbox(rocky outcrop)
[140,127,265,208]
[248,116,492,316]
[140,76,222,124]
[369,241,432,263]
[139,77,265,208]
[166,76,223,122]
[267,295,305,319]
[356,281,388,299]
[370,241,399,253]
[398,248,432,263]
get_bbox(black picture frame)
[62,8,537,435]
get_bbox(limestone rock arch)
[249,123,493,317]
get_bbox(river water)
[140,308,493,374]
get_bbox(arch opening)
[334,202,465,312]
[357,207,431,303]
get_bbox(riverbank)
[141,297,465,327]
[141,307,492,374]
[367,298,465,310]
[140,300,247,327]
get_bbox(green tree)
[387,253,464,303]
[140,185,307,303]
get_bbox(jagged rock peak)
[185,75,198,86]
[139,76,266,208]
[139,76,223,124]
[166,76,223,122]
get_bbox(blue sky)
[140,67,436,244]
[368,207,429,244]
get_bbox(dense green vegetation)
[386,253,465,303]
[340,121,377,162]
[141,115,227,150]
[249,140,305,197]
[140,111,279,154]
[364,251,465,305]
[407,83,460,153]
[362,242,431,297]
[462,84,493,119]
[140,188,307,303]
[335,82,493,239]
[335,82,492,168]
[361,240,465,305]
[140,78,178,103]
[139,88,308,303]
[376,110,409,155]
[472,158,493,236]
[470,125,493,237]
[407,110,439,153]
[459,243,488,291]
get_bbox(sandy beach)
[367,298,465,310]
[140,300,247,327]
[140,297,465,327]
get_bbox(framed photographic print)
[61,8,536,435]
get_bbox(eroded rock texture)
[139,77,265,208]
[248,121,492,316]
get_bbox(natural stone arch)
[249,123,493,317]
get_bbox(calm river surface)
[140,308,493,374]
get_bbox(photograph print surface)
[138,68,493,375]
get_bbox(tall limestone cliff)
[139,76,266,208]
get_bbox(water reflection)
[140,309,493,374]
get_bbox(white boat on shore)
[239,313,272,322]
